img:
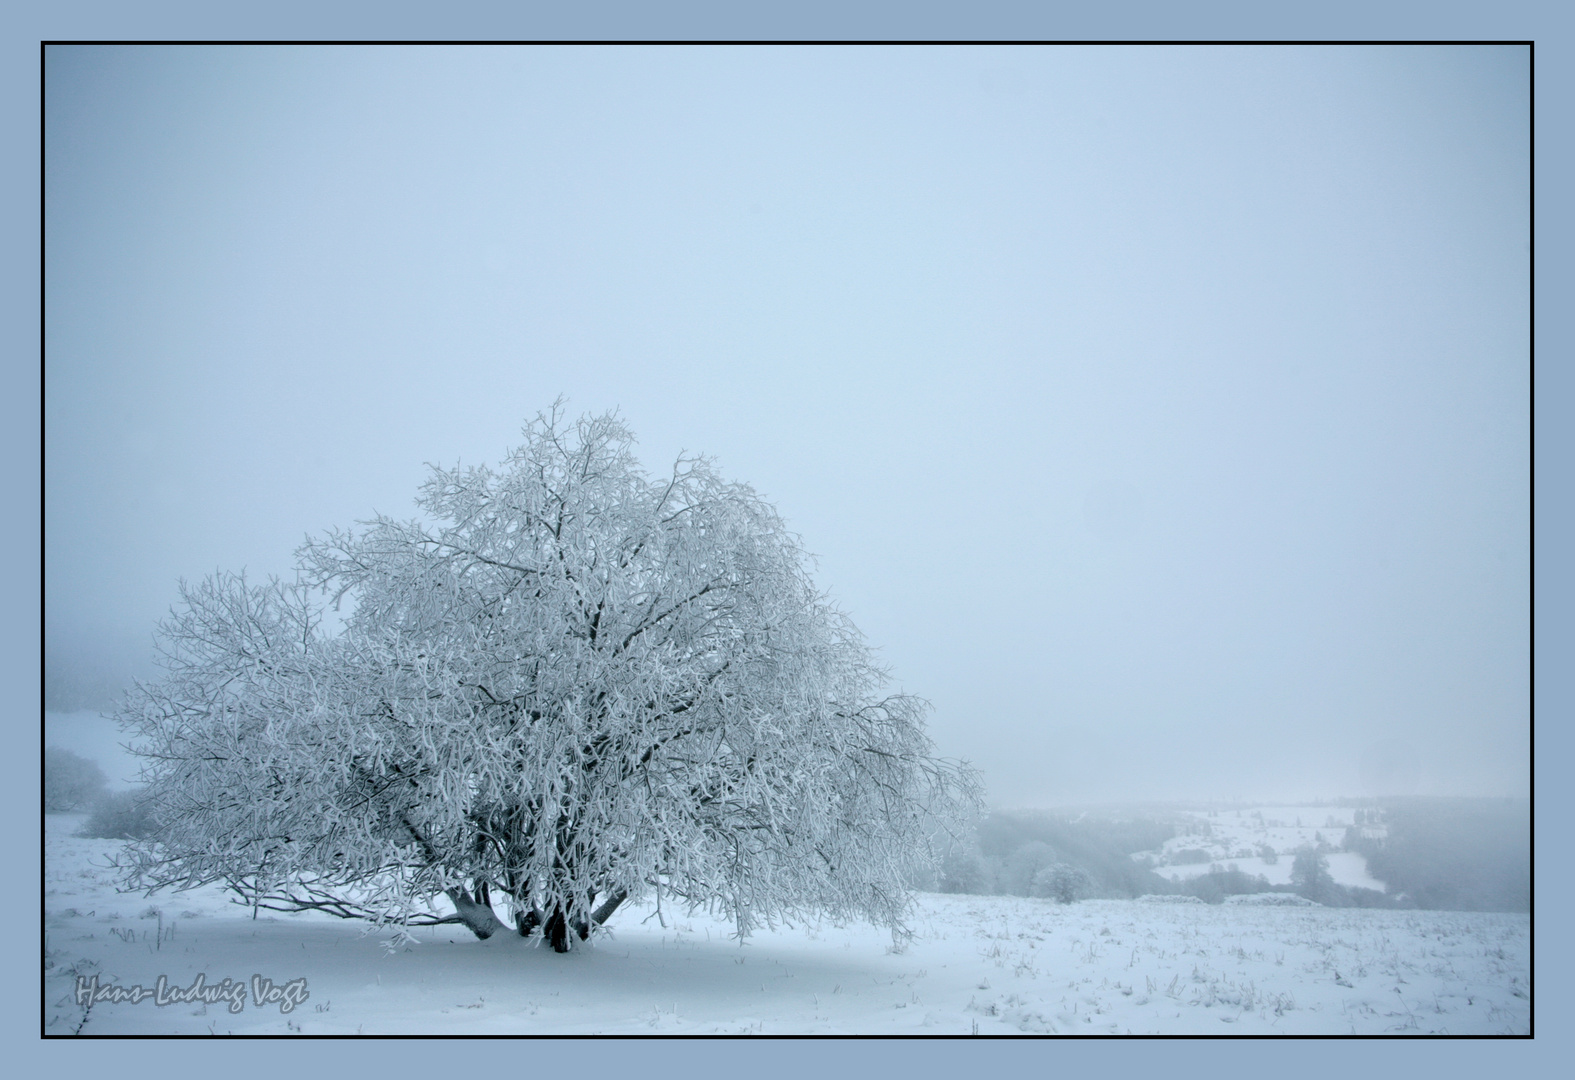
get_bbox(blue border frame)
[16,2,1562,1075]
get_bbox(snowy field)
[44,815,1530,1036]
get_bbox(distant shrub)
[45,747,107,812]
[1171,848,1212,865]
[1032,863,1095,904]
[78,788,160,841]
[1256,843,1278,865]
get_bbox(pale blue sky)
[45,45,1529,806]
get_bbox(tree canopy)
[117,407,980,950]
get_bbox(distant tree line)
[935,800,1528,913]
[935,811,1394,907]
[938,811,1181,902]
[1346,797,1529,913]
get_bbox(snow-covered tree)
[115,407,981,951]
[1290,846,1335,903]
[1031,862,1094,904]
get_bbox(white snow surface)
[45,815,1530,1035]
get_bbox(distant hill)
[943,797,1528,913]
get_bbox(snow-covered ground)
[44,814,1530,1036]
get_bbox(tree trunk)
[544,906,571,952]
[541,888,627,950]
[569,889,629,941]
[445,887,508,939]
[589,889,628,932]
